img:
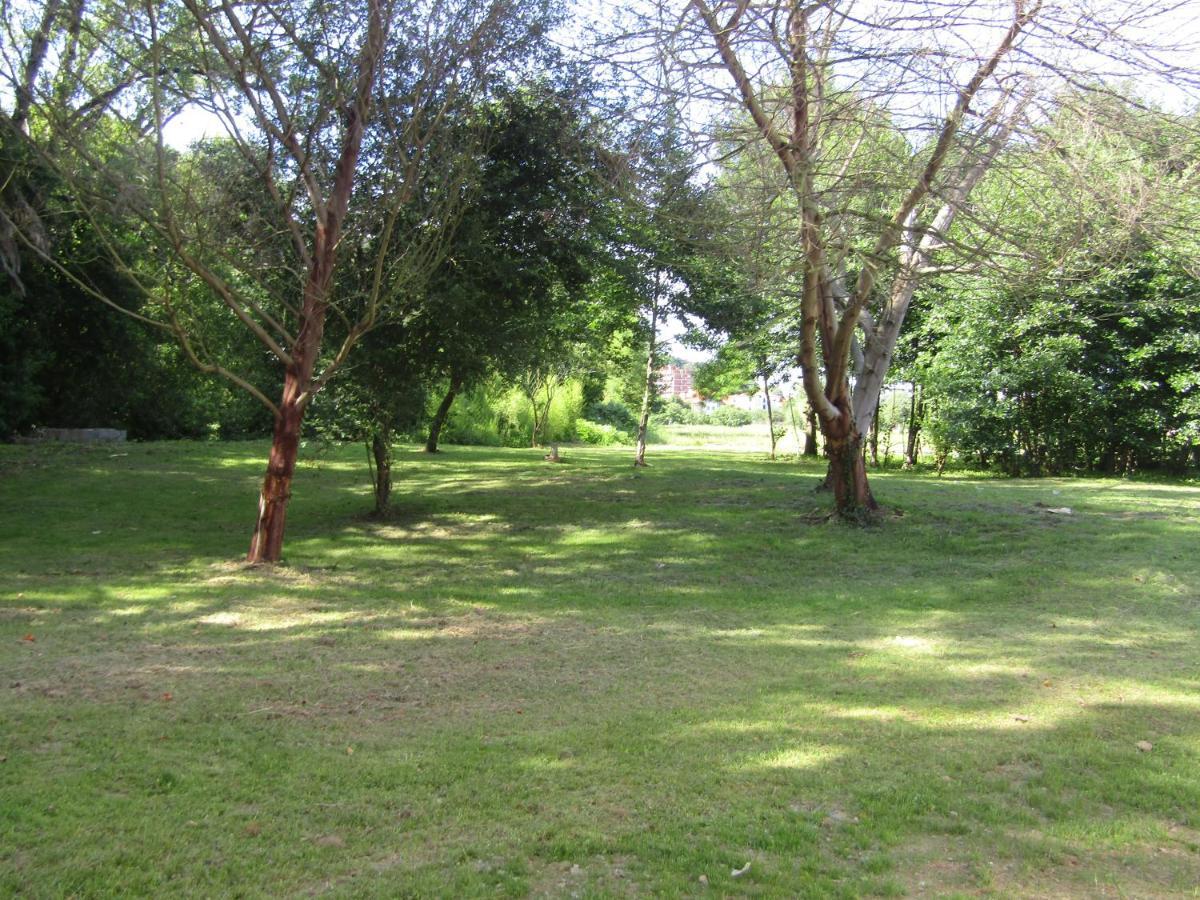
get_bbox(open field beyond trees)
[2,439,1199,897]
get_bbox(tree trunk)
[763,375,776,460]
[13,0,62,134]
[248,380,304,564]
[531,406,542,448]
[804,404,818,456]
[529,375,556,448]
[869,404,880,466]
[425,372,462,453]
[371,429,391,515]
[634,290,660,467]
[904,382,922,468]
[786,397,803,457]
[824,412,878,519]
[242,6,385,563]
[850,115,1021,444]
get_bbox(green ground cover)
[1,438,1198,897]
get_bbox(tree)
[629,0,1195,518]
[910,94,1200,475]
[4,0,560,561]
[610,113,731,467]
[410,83,609,454]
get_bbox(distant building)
[656,363,703,407]
[656,363,692,397]
[724,387,791,412]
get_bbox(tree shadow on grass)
[5,572,1198,896]
[3,442,1197,580]
[2,443,1199,894]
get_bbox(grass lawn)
[1,438,1198,897]
[649,423,776,454]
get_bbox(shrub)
[652,398,700,426]
[583,399,639,432]
[576,419,634,446]
[442,385,504,446]
[493,378,585,447]
[545,378,584,443]
[710,405,753,427]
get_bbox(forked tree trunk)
[425,372,463,453]
[823,410,878,518]
[529,377,556,448]
[531,406,543,448]
[698,0,1034,525]
[850,115,1021,445]
[634,291,660,467]
[371,429,392,514]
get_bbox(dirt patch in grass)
[898,827,1200,898]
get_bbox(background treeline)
[695,90,1200,478]
[0,78,690,450]
[898,99,1200,477]
[2,46,1197,477]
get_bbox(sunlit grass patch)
[1,440,1198,896]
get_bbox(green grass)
[1,438,1198,897]
[651,422,777,453]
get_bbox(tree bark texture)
[246,266,331,561]
[823,408,878,518]
[245,2,385,563]
[372,429,391,514]
[248,383,304,563]
[425,372,462,453]
[763,375,776,460]
[634,290,660,467]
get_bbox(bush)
[545,378,584,443]
[710,406,753,427]
[493,377,585,447]
[442,385,504,446]
[583,399,639,432]
[651,398,700,426]
[576,419,634,445]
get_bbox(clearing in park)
[2,439,1198,897]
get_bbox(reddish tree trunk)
[246,230,330,563]
[246,276,327,563]
[823,411,878,519]
[248,383,304,563]
[241,4,383,562]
